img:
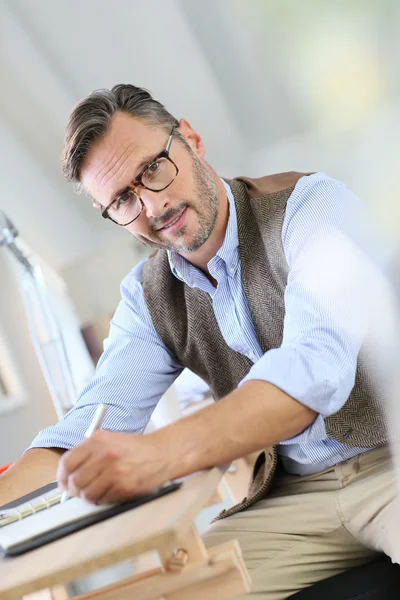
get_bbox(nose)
[139,188,170,219]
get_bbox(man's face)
[81,113,219,254]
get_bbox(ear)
[92,200,103,211]
[176,118,205,158]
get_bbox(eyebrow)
[107,153,156,206]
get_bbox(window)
[0,373,8,397]
[0,329,26,415]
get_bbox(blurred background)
[0,0,399,464]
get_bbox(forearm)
[153,379,317,480]
[0,447,66,506]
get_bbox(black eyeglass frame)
[100,126,179,226]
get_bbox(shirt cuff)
[26,424,85,453]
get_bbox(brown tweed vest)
[142,172,389,519]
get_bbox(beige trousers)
[203,445,400,599]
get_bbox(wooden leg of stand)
[51,586,70,600]
[70,540,249,600]
[163,540,251,600]
[163,567,246,600]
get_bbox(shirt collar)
[168,179,239,285]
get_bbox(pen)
[60,404,108,503]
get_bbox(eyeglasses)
[99,127,179,227]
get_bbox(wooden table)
[0,468,250,600]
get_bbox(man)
[1,84,399,599]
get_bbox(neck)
[180,177,229,277]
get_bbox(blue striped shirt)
[30,173,390,475]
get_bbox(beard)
[136,152,219,253]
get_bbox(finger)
[96,482,131,505]
[86,473,140,505]
[65,454,105,497]
[96,474,149,504]
[56,442,92,489]
[78,470,117,505]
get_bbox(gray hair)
[61,84,179,186]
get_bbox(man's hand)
[56,430,170,504]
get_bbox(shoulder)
[113,254,175,336]
[118,257,156,319]
[283,172,393,268]
[121,251,169,290]
[120,258,147,294]
[284,172,362,232]
[103,259,156,338]
[289,172,349,203]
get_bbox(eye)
[146,161,160,176]
[115,190,134,209]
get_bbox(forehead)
[80,113,164,205]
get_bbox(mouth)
[156,207,187,234]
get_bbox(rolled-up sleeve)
[29,259,183,451]
[240,174,383,442]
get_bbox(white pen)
[60,404,108,503]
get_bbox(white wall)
[60,238,149,325]
[0,250,58,464]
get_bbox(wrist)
[149,419,204,481]
[147,426,182,482]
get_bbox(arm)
[0,448,65,507]
[57,382,314,504]
[153,379,316,477]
